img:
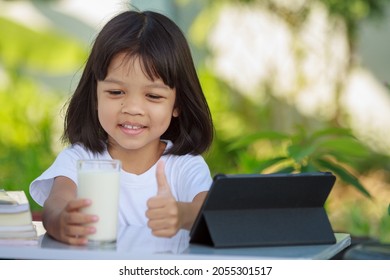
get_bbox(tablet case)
[190,172,336,248]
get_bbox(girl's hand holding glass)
[56,198,98,245]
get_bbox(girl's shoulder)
[162,147,209,172]
[163,139,203,158]
[58,143,110,160]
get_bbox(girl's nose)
[121,96,145,115]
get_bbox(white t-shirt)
[29,141,212,226]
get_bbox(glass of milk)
[77,159,121,246]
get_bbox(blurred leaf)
[235,152,261,173]
[228,131,289,151]
[309,127,353,140]
[287,143,317,163]
[324,150,356,164]
[318,138,370,157]
[272,166,296,174]
[301,163,320,173]
[316,158,371,198]
[254,156,290,173]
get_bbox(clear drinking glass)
[77,160,121,246]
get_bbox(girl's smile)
[119,122,147,136]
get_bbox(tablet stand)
[190,173,337,248]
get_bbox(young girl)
[29,10,214,245]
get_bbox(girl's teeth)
[123,124,142,129]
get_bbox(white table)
[0,222,350,260]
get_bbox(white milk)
[77,169,120,244]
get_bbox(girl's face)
[97,53,178,157]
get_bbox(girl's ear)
[172,107,179,117]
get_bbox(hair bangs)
[135,24,177,89]
[137,51,175,89]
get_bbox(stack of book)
[0,189,38,245]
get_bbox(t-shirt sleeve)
[167,155,212,202]
[29,145,85,206]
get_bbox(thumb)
[156,160,172,196]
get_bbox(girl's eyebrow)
[102,78,171,90]
[101,78,125,85]
[145,83,171,90]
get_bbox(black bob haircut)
[62,10,214,155]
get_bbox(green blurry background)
[1,0,390,241]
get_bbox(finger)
[146,206,168,220]
[150,228,177,238]
[65,233,89,246]
[64,211,99,225]
[65,198,92,212]
[64,224,96,237]
[63,225,96,245]
[156,160,171,196]
[67,236,88,246]
[148,217,177,230]
[148,217,178,237]
[146,195,171,209]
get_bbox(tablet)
[189,172,336,248]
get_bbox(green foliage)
[0,78,62,211]
[0,16,86,211]
[0,17,86,74]
[379,214,390,243]
[348,206,372,236]
[227,126,374,198]
[388,204,390,216]
[318,0,389,44]
[199,66,277,175]
[319,0,388,20]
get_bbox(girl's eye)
[146,94,163,100]
[108,90,124,95]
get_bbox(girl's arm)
[42,176,97,245]
[177,191,207,230]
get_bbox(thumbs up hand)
[146,160,181,237]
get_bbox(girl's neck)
[108,141,166,175]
